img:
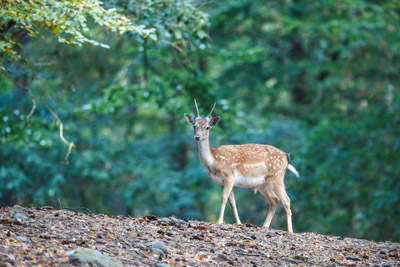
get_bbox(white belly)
[233,174,265,188]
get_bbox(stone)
[66,248,121,267]
[156,263,170,267]
[152,248,165,257]
[380,263,392,267]
[150,241,168,258]
[15,236,28,242]
[12,205,25,211]
[238,233,253,240]
[159,217,171,223]
[282,257,299,265]
[13,213,29,222]
[388,249,398,258]
[345,256,361,261]
[169,216,187,225]
[215,253,230,262]
[258,242,272,249]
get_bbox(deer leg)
[259,185,280,229]
[272,182,293,233]
[228,190,242,225]
[217,179,234,224]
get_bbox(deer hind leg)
[228,190,242,225]
[272,180,293,233]
[259,185,280,229]
[217,178,234,224]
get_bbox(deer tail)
[286,153,300,177]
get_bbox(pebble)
[293,234,306,242]
[238,233,253,240]
[345,256,360,261]
[152,248,165,258]
[293,254,308,260]
[169,216,187,225]
[215,253,229,262]
[13,205,25,211]
[66,248,121,267]
[159,218,171,224]
[282,257,298,265]
[380,263,392,267]
[192,234,204,240]
[13,213,30,222]
[388,249,398,258]
[150,241,168,258]
[16,236,28,242]
[156,264,170,267]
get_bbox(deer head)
[184,99,220,142]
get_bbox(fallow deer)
[184,100,299,232]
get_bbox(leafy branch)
[0,0,157,59]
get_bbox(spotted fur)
[184,104,299,232]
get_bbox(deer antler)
[207,102,216,118]
[194,98,200,117]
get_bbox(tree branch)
[11,29,28,41]
[0,20,16,34]
[40,98,76,164]
[26,90,36,127]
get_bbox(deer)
[184,100,299,232]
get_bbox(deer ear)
[209,116,220,127]
[184,113,195,125]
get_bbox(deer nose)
[194,135,201,141]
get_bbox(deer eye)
[206,126,210,130]
[193,125,196,129]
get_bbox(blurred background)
[1,0,399,242]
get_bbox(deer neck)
[197,137,215,169]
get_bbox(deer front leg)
[228,191,242,225]
[217,178,234,224]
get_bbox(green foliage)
[105,0,209,41]
[1,0,400,242]
[0,0,156,59]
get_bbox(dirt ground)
[1,206,399,266]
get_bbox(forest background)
[1,0,399,242]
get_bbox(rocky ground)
[0,206,399,267]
